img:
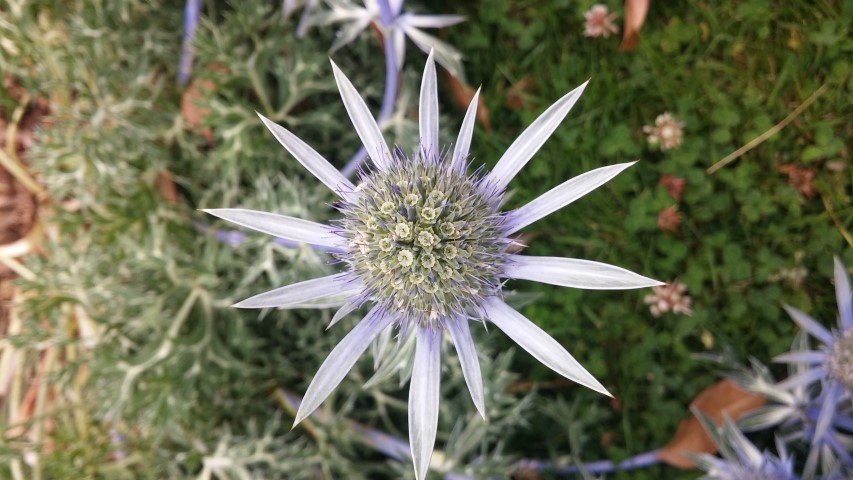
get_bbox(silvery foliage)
[0,1,530,477]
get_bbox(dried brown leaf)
[659,380,766,469]
[444,71,491,132]
[506,75,535,111]
[0,164,37,245]
[776,161,815,198]
[181,63,228,143]
[620,0,650,52]
[154,170,179,205]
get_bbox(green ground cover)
[0,0,849,478]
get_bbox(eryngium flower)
[205,51,661,480]
[774,257,853,475]
[304,0,465,77]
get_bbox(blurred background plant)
[0,0,850,479]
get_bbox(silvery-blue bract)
[694,416,799,480]
[206,51,661,480]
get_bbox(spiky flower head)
[340,150,508,325]
[205,51,662,480]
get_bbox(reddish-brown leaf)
[620,0,650,52]
[444,71,491,132]
[506,75,535,111]
[154,170,180,205]
[775,161,815,198]
[658,380,766,469]
[181,63,228,143]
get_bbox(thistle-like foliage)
[206,50,662,479]
[694,414,799,480]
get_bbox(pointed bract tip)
[231,297,260,309]
[293,410,307,427]
[256,110,271,122]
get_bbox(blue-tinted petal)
[504,255,663,290]
[294,307,395,425]
[446,317,485,418]
[482,297,610,396]
[774,350,825,365]
[813,381,842,446]
[776,366,827,390]
[450,86,480,174]
[485,81,588,191]
[409,326,441,480]
[503,162,635,234]
[834,257,852,330]
[233,274,361,309]
[419,50,439,153]
[204,208,345,251]
[403,14,466,29]
[257,113,355,196]
[783,305,834,345]
[330,59,392,170]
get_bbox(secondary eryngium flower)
[304,0,465,77]
[205,51,661,480]
[774,257,853,476]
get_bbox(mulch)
[1,75,44,327]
